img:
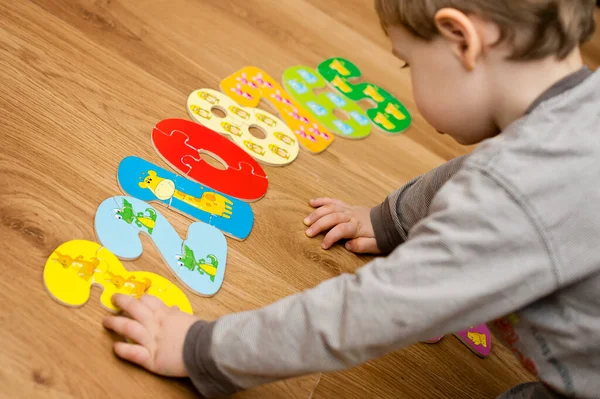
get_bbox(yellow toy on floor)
[43,239,193,314]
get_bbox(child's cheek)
[412,79,446,132]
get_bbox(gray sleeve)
[371,155,467,253]
[184,166,557,396]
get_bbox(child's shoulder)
[467,69,599,176]
[458,69,600,286]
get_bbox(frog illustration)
[176,245,197,272]
[114,198,157,234]
[197,255,219,282]
[176,245,219,282]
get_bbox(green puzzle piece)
[282,66,372,140]
[317,57,412,134]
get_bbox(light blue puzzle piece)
[117,156,253,240]
[94,196,228,296]
[177,222,227,297]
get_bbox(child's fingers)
[345,237,379,254]
[103,316,152,348]
[140,295,164,311]
[112,294,152,324]
[113,341,153,371]
[306,213,350,238]
[304,204,345,226]
[322,222,357,249]
[309,198,345,208]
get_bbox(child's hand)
[304,198,380,254]
[103,294,197,377]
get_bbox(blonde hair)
[374,0,596,60]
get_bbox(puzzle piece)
[220,66,334,154]
[152,118,268,201]
[317,57,412,134]
[454,324,492,358]
[43,240,193,313]
[422,324,492,358]
[230,160,268,179]
[176,233,225,297]
[187,89,300,166]
[117,156,254,240]
[282,66,371,139]
[95,196,228,297]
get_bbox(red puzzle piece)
[152,118,268,202]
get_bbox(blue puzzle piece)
[177,223,227,297]
[117,156,253,240]
[95,196,228,296]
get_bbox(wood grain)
[0,1,598,398]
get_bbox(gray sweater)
[184,68,600,399]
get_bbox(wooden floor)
[1,1,598,398]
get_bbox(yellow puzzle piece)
[44,240,193,314]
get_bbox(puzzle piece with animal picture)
[152,118,268,201]
[118,156,253,240]
[282,65,372,139]
[454,324,492,358]
[423,324,492,358]
[187,89,299,166]
[44,239,193,313]
[95,196,228,297]
[317,57,411,134]
[220,66,334,153]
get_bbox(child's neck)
[490,49,584,131]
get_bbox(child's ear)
[434,8,482,71]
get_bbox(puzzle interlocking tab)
[95,196,228,297]
[43,239,194,313]
[187,88,300,166]
[317,57,411,134]
[282,65,372,139]
[118,156,254,240]
[152,118,268,202]
[220,66,334,154]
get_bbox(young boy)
[103,1,599,398]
